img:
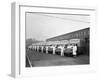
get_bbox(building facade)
[46,28,90,55]
[46,28,89,41]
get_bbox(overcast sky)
[26,13,90,41]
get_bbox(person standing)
[72,44,77,57]
[52,45,56,55]
[46,46,48,54]
[58,45,64,56]
[41,46,44,53]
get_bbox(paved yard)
[26,49,89,67]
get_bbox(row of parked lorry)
[28,39,86,57]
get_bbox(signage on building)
[69,39,80,44]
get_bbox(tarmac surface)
[26,49,89,67]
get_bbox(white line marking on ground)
[26,55,32,67]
